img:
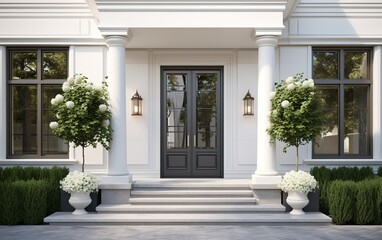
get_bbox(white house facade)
[1,0,382,187]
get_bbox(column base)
[107,170,130,176]
[251,173,282,185]
[250,174,282,204]
[98,175,133,204]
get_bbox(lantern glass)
[131,90,142,116]
[243,90,254,116]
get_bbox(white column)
[0,46,6,159]
[373,46,382,159]
[105,36,129,176]
[252,35,281,185]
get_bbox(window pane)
[314,86,339,155]
[42,86,69,155]
[345,51,368,80]
[10,86,37,154]
[344,86,369,155]
[42,51,68,79]
[313,51,339,79]
[11,51,37,79]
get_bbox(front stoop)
[44,179,331,225]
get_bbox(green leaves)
[50,74,113,154]
[267,73,326,152]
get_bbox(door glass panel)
[166,74,188,149]
[314,86,339,155]
[344,85,369,155]
[10,86,37,154]
[196,73,217,149]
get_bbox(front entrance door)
[161,67,223,178]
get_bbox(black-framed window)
[313,48,372,158]
[7,48,69,158]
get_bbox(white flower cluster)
[60,171,99,193]
[278,170,317,195]
[269,75,315,109]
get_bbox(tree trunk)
[296,145,299,172]
[82,145,85,172]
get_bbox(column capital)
[255,35,279,48]
[99,27,130,47]
[105,35,129,48]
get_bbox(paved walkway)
[1,224,381,240]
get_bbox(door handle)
[186,135,196,147]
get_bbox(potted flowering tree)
[267,73,325,215]
[49,74,112,215]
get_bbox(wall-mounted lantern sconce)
[131,90,142,116]
[243,90,254,116]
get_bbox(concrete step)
[130,189,254,197]
[45,212,332,225]
[128,197,257,204]
[132,179,250,189]
[96,203,285,213]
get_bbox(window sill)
[0,159,78,165]
[304,159,382,165]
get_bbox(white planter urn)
[286,191,309,215]
[69,192,91,215]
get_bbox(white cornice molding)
[95,0,287,12]
[85,0,100,21]
[292,0,382,18]
[0,0,95,19]
[0,37,105,46]
[279,35,382,46]
[283,0,299,20]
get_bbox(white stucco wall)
[70,46,109,172]
[276,46,312,173]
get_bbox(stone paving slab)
[44,212,331,225]
[1,224,381,240]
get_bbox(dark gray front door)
[161,67,223,178]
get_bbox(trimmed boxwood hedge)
[312,166,382,225]
[328,178,382,225]
[0,167,68,225]
[328,180,356,225]
[311,166,375,215]
[378,166,382,177]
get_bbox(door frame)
[160,66,224,178]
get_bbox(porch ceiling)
[123,28,257,48]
